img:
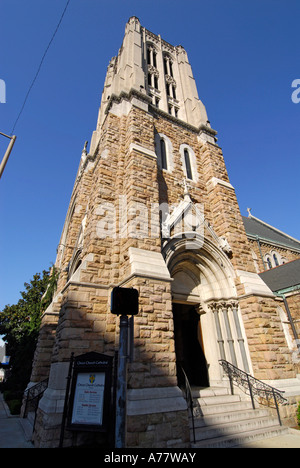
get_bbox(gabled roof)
[242,215,300,252]
[259,258,300,293]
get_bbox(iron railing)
[219,359,287,425]
[179,366,196,443]
[22,378,48,419]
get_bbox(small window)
[180,144,198,182]
[153,51,157,68]
[160,138,167,170]
[147,45,158,68]
[184,149,193,180]
[147,48,151,65]
[267,257,272,269]
[155,133,173,172]
[163,57,168,75]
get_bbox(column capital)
[195,303,206,315]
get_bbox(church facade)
[29,17,300,448]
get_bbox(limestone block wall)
[239,295,297,380]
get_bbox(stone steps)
[189,386,289,448]
[263,376,300,397]
[19,412,35,441]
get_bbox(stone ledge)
[127,386,187,416]
[237,269,274,298]
[129,142,157,160]
[129,247,172,282]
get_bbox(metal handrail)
[23,378,48,418]
[219,360,287,425]
[179,366,196,443]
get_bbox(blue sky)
[0,0,299,310]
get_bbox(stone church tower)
[30,17,300,447]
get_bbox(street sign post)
[111,286,139,448]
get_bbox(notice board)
[67,352,113,432]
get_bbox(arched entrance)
[163,235,251,387]
[173,302,209,387]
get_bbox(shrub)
[7,399,21,415]
[2,389,23,415]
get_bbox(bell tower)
[30,17,289,448]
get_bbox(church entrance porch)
[173,303,209,388]
[164,237,252,384]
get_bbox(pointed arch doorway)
[173,302,209,387]
[163,236,249,388]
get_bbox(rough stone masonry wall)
[32,103,192,448]
[286,291,300,338]
[30,149,95,384]
[239,295,296,380]
[124,276,176,389]
[127,410,190,448]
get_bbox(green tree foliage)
[0,267,58,393]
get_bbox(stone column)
[210,302,225,361]
[230,301,250,373]
[222,302,237,367]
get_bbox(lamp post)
[0,132,17,179]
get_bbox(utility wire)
[10,0,71,135]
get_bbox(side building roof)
[242,215,300,253]
[259,258,300,293]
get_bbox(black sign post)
[111,286,139,316]
[110,287,139,448]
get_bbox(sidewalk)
[0,391,300,448]
[0,392,33,448]
[239,428,300,448]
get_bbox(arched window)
[68,249,82,279]
[147,44,157,67]
[184,148,193,180]
[267,257,272,269]
[179,144,198,182]
[160,138,167,170]
[163,54,174,78]
[146,43,159,93]
[273,253,279,266]
[155,133,173,172]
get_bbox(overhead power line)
[10,0,71,135]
